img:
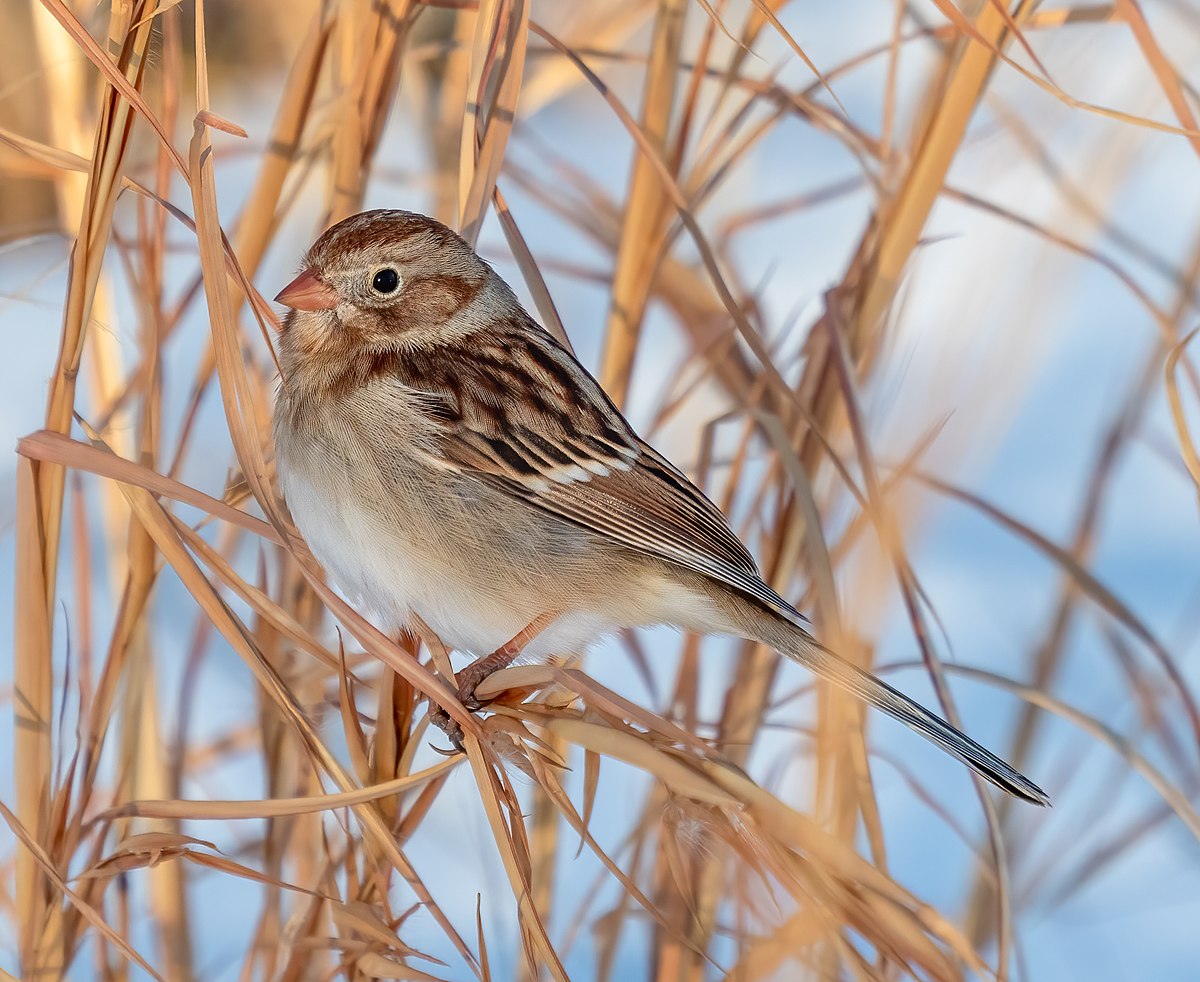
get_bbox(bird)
[271,208,1048,806]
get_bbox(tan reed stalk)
[598,0,686,406]
[15,2,156,975]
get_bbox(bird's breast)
[272,390,590,654]
[271,382,686,657]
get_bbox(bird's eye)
[371,267,400,294]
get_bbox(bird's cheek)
[389,285,455,330]
[276,306,297,335]
[284,311,338,356]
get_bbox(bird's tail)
[740,604,1050,806]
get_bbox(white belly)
[280,464,630,660]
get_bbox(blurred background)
[2,1,1200,979]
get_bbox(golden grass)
[4,0,1200,979]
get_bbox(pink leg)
[456,613,557,711]
[423,614,556,753]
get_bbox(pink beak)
[274,268,339,311]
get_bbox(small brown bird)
[272,209,1048,805]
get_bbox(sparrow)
[271,209,1048,806]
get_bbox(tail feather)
[746,608,1050,806]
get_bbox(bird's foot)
[457,612,558,709]
[427,614,558,751]
[454,649,515,712]
[428,704,465,755]
[427,652,514,753]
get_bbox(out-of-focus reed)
[4,1,1200,979]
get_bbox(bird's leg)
[457,613,557,711]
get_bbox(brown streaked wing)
[527,446,811,626]
[388,324,640,488]
[389,323,807,624]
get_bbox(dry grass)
[3,0,1200,979]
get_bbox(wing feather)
[385,321,805,624]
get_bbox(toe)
[457,679,485,713]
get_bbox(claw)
[458,684,485,714]
[429,705,465,754]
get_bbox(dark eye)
[371,267,400,294]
